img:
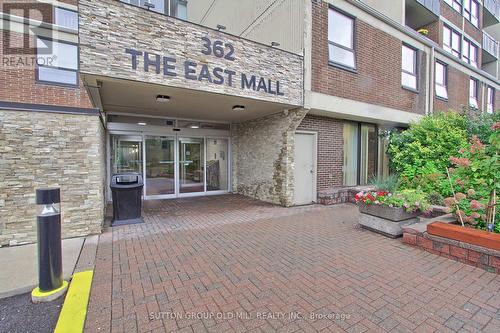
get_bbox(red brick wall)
[297,115,344,191]
[420,21,440,45]
[0,31,92,108]
[464,20,482,44]
[433,64,469,112]
[311,1,427,114]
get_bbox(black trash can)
[110,173,144,226]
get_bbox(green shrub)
[387,111,468,180]
[427,191,444,206]
[369,174,399,192]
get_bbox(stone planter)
[428,222,500,251]
[358,203,420,238]
[358,202,420,222]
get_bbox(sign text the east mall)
[125,37,285,96]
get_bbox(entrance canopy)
[84,75,296,123]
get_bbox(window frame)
[343,121,379,186]
[487,86,495,114]
[401,43,419,92]
[462,38,478,67]
[327,6,357,72]
[35,36,79,87]
[469,77,479,109]
[443,24,462,58]
[463,0,479,27]
[435,61,449,100]
[53,6,78,31]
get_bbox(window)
[463,0,479,27]
[444,0,463,13]
[343,123,378,186]
[401,44,418,90]
[36,38,78,85]
[443,25,461,58]
[328,8,356,69]
[469,78,479,108]
[54,7,78,30]
[462,39,478,67]
[435,61,448,99]
[121,0,187,19]
[487,86,495,113]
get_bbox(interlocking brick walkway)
[85,195,500,333]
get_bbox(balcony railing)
[484,0,500,21]
[416,0,440,16]
[483,31,499,59]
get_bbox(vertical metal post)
[36,188,63,291]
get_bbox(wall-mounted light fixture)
[156,95,170,102]
[271,42,280,47]
[232,105,245,112]
[217,24,226,31]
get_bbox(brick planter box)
[402,220,500,274]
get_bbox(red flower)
[492,122,500,131]
[450,156,471,167]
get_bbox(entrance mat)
[111,217,144,227]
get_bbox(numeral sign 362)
[201,37,235,61]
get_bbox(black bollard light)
[31,188,68,303]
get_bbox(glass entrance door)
[145,136,175,197]
[179,137,205,194]
[110,133,229,200]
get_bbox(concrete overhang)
[307,91,423,127]
[83,75,296,123]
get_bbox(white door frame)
[107,125,231,201]
[294,130,318,205]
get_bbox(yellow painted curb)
[54,270,94,333]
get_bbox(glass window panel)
[110,135,143,175]
[329,44,355,68]
[36,38,78,70]
[343,123,359,186]
[402,45,416,73]
[435,62,445,85]
[462,40,470,59]
[443,26,451,47]
[38,67,77,85]
[172,0,187,19]
[470,45,477,67]
[402,72,417,89]
[54,7,78,30]
[451,31,460,55]
[360,125,377,185]
[328,9,353,48]
[206,138,228,191]
[436,85,448,99]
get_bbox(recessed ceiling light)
[138,122,147,126]
[156,95,170,102]
[232,105,245,111]
[189,125,200,129]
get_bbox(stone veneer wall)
[0,110,106,246]
[231,108,308,207]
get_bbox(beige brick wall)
[0,110,106,246]
[232,108,308,206]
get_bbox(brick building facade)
[0,0,499,245]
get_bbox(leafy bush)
[427,191,444,206]
[462,108,500,145]
[387,111,468,180]
[444,123,500,233]
[369,174,399,192]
